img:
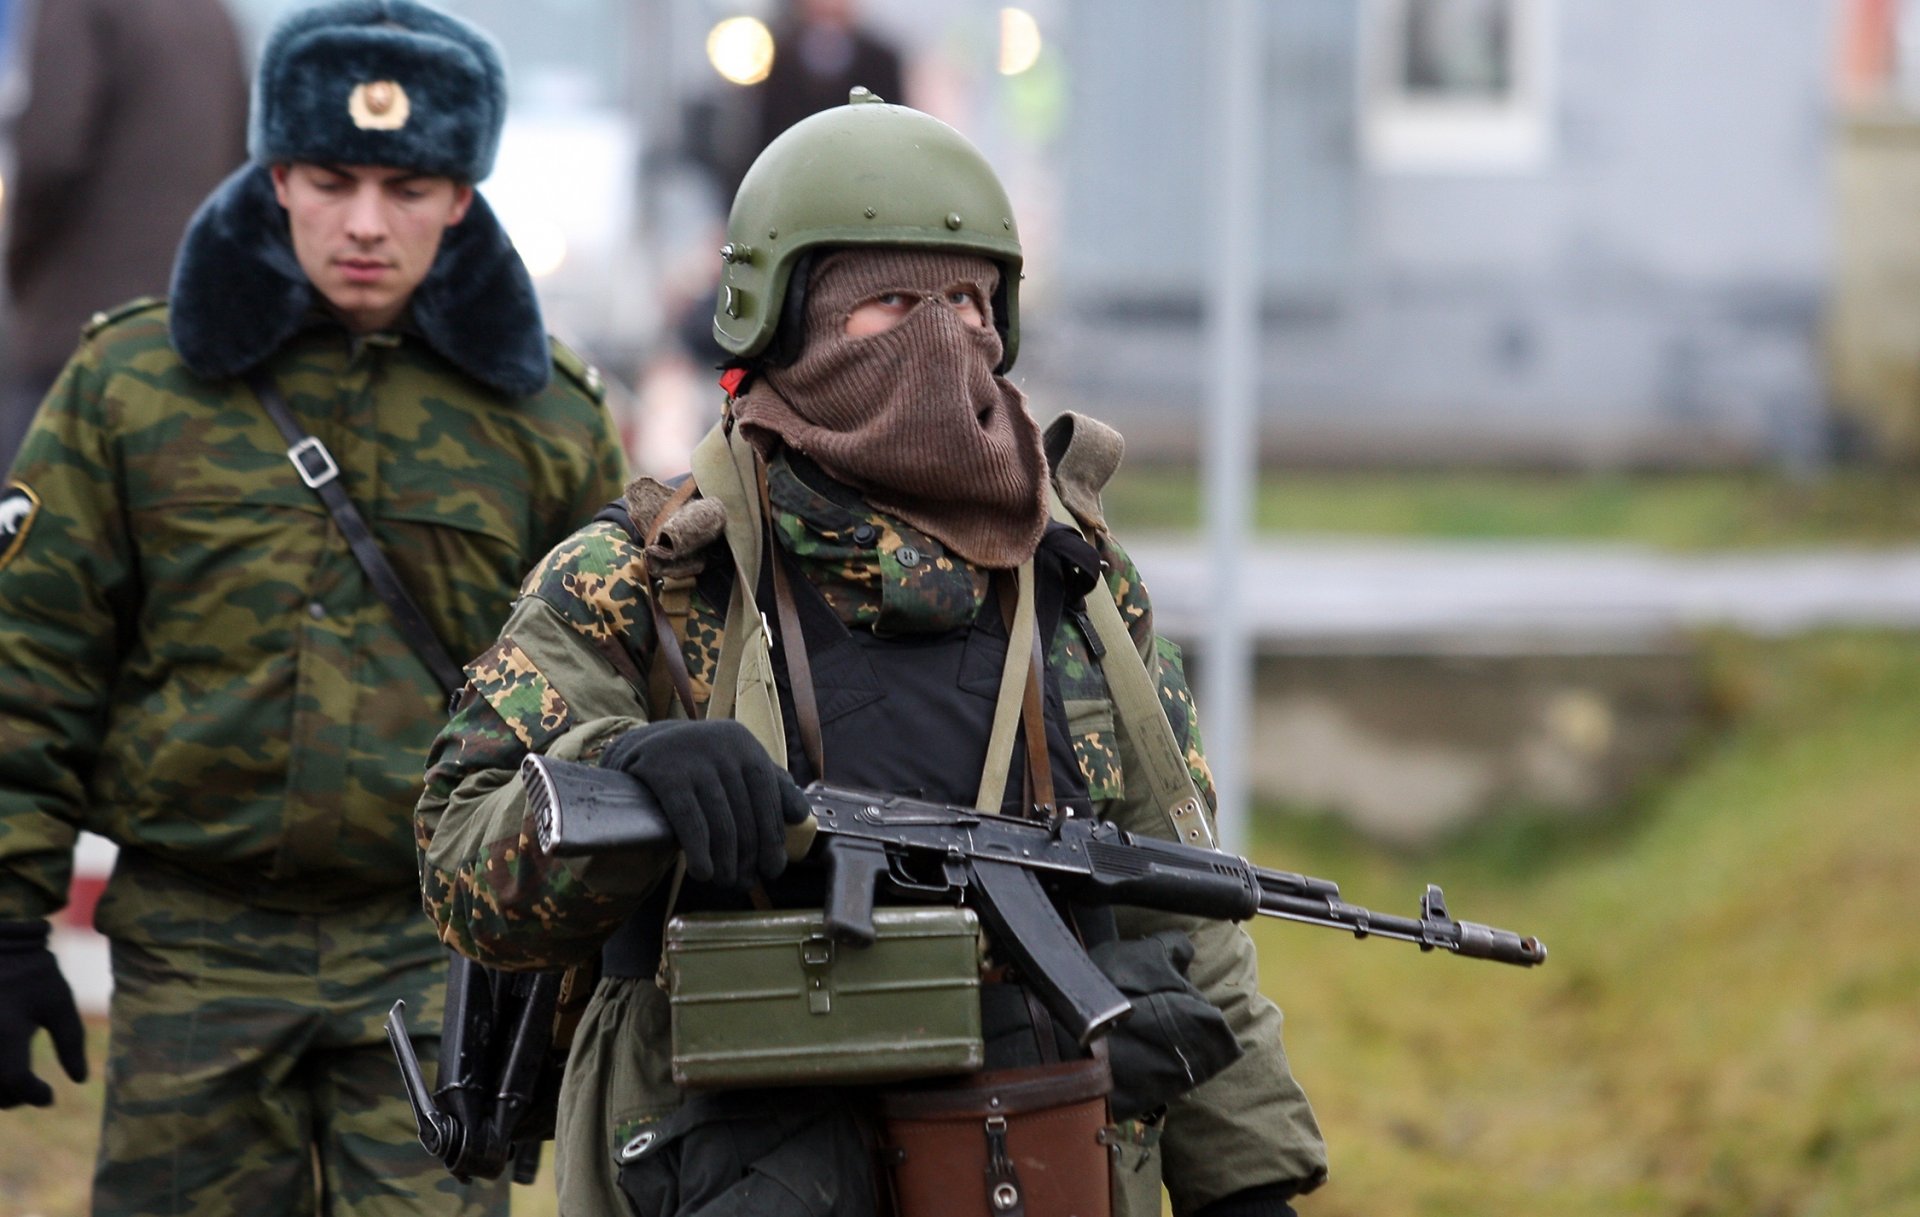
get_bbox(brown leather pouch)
[879,1056,1115,1217]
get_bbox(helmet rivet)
[719,243,754,264]
[767,228,778,240]
[945,212,963,230]
[1003,218,1012,230]
[864,207,877,219]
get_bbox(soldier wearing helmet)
[419,92,1327,1217]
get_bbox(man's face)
[271,162,474,334]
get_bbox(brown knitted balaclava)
[733,249,1049,569]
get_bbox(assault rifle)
[522,755,1547,1046]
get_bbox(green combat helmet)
[713,87,1024,371]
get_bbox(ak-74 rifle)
[520,754,1547,1045]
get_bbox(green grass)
[1250,630,1920,1217]
[1102,467,1920,548]
[10,633,1918,1216]
[3,1022,567,1216]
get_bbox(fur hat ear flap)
[250,0,507,183]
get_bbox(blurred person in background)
[0,2,625,1213]
[697,0,906,201]
[750,0,904,177]
[646,0,908,474]
[0,0,249,471]
[418,93,1327,1217]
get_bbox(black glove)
[599,720,811,890]
[1090,929,1244,1121]
[0,919,88,1108]
[1193,1183,1301,1217]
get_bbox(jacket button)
[852,524,878,546]
[308,602,327,620]
[896,546,921,569]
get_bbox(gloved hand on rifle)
[597,720,811,890]
[0,918,88,1108]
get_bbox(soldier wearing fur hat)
[418,92,1327,1217]
[0,2,625,1213]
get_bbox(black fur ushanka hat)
[250,0,507,184]
[168,0,550,395]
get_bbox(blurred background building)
[5,1,1920,470]
[59,0,1877,473]
[1049,0,1834,467]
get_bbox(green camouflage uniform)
[0,299,628,1215]
[418,433,1329,1217]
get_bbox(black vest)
[596,493,1106,980]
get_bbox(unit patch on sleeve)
[0,483,42,570]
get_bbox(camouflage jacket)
[0,300,628,919]
[418,426,1328,1212]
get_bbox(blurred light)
[0,171,7,213]
[708,16,775,86]
[515,219,569,279]
[999,8,1043,76]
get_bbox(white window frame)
[1358,0,1556,173]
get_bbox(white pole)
[1200,0,1264,852]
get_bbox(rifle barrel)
[1256,882,1547,967]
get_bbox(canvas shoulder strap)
[687,421,787,767]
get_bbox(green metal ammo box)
[665,906,985,1089]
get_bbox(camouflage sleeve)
[0,352,132,918]
[1093,531,1329,1207]
[417,522,677,969]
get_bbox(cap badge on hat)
[348,80,411,131]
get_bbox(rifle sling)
[246,369,465,702]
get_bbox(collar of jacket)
[165,162,551,397]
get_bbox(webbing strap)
[687,422,785,766]
[974,563,1037,813]
[1049,489,1216,849]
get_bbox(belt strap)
[246,369,466,701]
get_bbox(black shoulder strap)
[246,369,467,702]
